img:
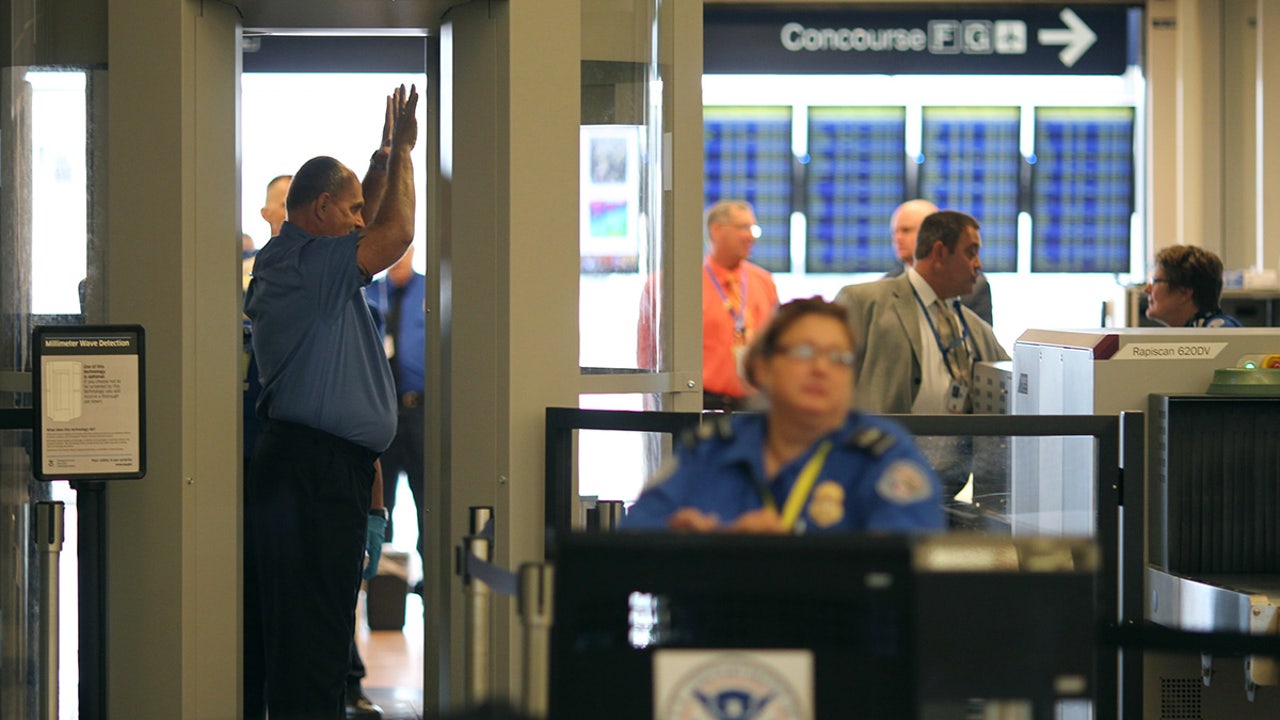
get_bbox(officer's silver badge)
[875,461,933,504]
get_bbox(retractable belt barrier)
[457,507,556,719]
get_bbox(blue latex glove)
[364,515,388,581]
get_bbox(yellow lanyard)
[762,440,833,531]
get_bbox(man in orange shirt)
[699,200,779,410]
[638,200,779,411]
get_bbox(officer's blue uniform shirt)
[1187,309,1243,327]
[622,412,945,533]
[244,221,397,453]
[368,271,427,395]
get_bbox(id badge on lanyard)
[945,380,969,414]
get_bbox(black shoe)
[345,687,383,719]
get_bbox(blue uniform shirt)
[1187,309,1242,327]
[622,412,944,533]
[367,271,427,395]
[244,222,397,453]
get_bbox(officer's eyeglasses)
[775,343,855,368]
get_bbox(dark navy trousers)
[246,420,375,720]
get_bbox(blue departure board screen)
[920,107,1021,273]
[805,106,906,273]
[1032,107,1134,273]
[704,106,794,272]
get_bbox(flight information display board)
[1031,107,1134,273]
[920,106,1021,273]
[805,106,906,273]
[704,106,794,272]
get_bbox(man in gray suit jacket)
[836,211,1008,524]
[883,199,993,326]
[836,210,1008,415]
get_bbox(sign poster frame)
[32,324,147,481]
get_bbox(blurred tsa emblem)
[655,650,813,720]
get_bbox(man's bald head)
[890,199,938,265]
[261,174,292,238]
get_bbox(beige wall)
[104,0,241,716]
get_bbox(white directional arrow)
[1037,8,1097,68]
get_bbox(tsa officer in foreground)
[622,297,944,533]
[1145,245,1243,327]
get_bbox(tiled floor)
[356,587,425,719]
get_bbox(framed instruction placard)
[33,325,146,481]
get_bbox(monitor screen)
[549,533,917,718]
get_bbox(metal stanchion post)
[463,506,494,706]
[471,505,493,536]
[518,563,554,719]
[594,500,626,532]
[464,534,491,705]
[35,501,65,720]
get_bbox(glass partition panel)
[2,65,91,720]
[913,433,1100,537]
[581,0,664,372]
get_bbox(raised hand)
[380,93,394,151]
[389,83,418,152]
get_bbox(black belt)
[260,418,380,464]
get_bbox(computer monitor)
[549,533,1098,719]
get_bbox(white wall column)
[1174,0,1223,256]
[105,0,241,716]
[1257,0,1280,273]
[1147,0,1180,258]
[1147,0,1272,272]
[1222,0,1258,270]
[1148,0,1226,258]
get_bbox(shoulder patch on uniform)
[846,425,897,458]
[875,461,934,505]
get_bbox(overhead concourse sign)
[705,4,1135,75]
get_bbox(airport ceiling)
[237,0,472,35]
